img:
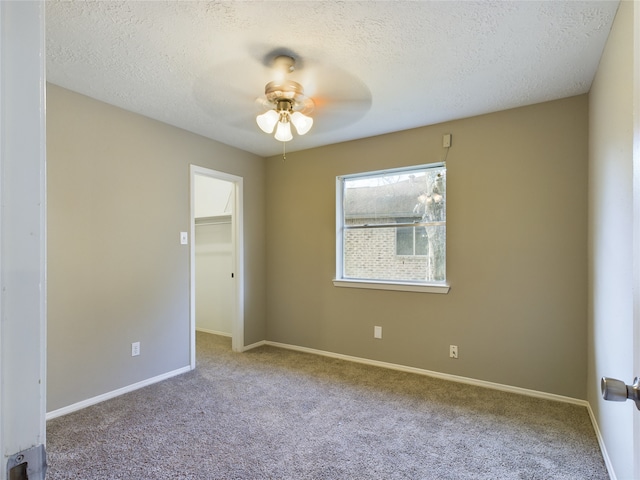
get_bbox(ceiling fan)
[255,55,315,142]
[252,49,372,144]
[193,48,372,148]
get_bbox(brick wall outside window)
[343,217,428,281]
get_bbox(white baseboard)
[242,339,266,351]
[264,340,588,407]
[586,402,617,480]
[46,365,192,420]
[196,327,231,337]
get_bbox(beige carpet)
[46,332,608,479]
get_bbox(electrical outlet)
[132,342,140,357]
[374,326,382,339]
[449,345,458,359]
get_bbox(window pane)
[344,168,445,226]
[340,164,446,284]
[344,225,446,282]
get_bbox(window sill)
[332,279,450,294]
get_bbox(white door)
[0,2,47,479]
[599,5,640,473]
[634,4,640,477]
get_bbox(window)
[334,163,448,293]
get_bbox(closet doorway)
[190,165,244,368]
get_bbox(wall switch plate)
[443,134,452,148]
[449,345,458,359]
[132,342,140,357]
[180,232,188,245]
[374,326,382,339]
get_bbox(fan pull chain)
[282,141,286,161]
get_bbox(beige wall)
[46,84,266,411]
[266,95,588,399]
[588,1,636,478]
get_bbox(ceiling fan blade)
[310,97,372,133]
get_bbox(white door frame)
[0,2,47,479]
[189,165,244,367]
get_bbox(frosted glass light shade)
[256,110,279,133]
[290,111,313,135]
[274,120,293,142]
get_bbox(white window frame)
[333,164,450,294]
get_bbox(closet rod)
[195,221,232,226]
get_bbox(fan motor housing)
[264,80,314,114]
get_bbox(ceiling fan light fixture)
[274,118,293,142]
[256,60,315,143]
[290,111,313,135]
[256,109,280,133]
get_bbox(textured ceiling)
[46,1,619,157]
